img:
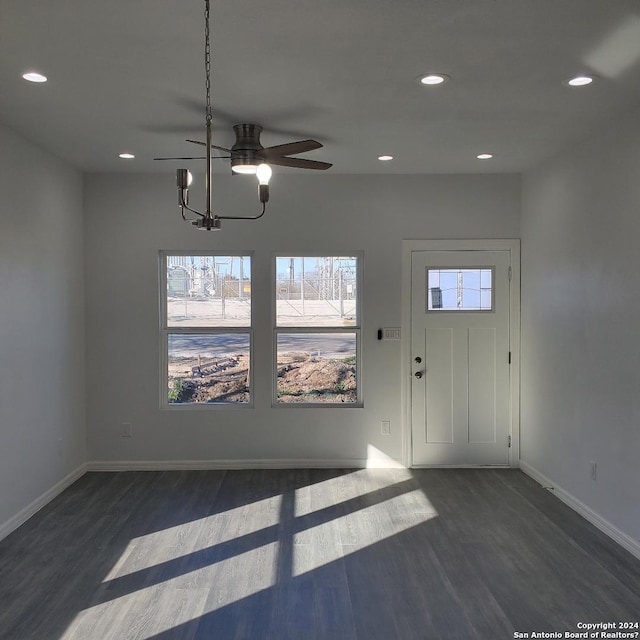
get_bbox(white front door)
[411,249,512,466]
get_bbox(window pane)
[427,268,493,311]
[276,257,357,327]
[276,333,357,403]
[168,333,250,404]
[167,255,251,327]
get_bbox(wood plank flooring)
[1,469,639,639]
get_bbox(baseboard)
[87,458,376,471]
[0,463,88,542]
[412,464,511,469]
[519,460,640,561]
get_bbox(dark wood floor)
[1,469,639,640]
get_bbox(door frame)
[401,239,521,468]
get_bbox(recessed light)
[566,75,595,87]
[119,153,135,159]
[22,71,47,83]
[477,153,493,160]
[378,155,394,161]
[418,73,450,86]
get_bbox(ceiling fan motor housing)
[231,124,265,170]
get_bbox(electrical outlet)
[381,420,391,435]
[121,422,133,438]
[590,461,597,481]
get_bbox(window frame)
[159,250,254,410]
[272,253,363,408]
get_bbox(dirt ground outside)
[168,352,356,404]
[276,352,356,403]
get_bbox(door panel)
[468,327,496,443]
[411,250,511,466]
[424,327,453,444]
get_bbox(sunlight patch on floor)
[102,494,282,581]
[292,488,438,577]
[294,467,414,517]
[63,542,279,639]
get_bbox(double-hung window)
[274,255,362,406]
[160,252,253,407]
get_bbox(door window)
[426,268,493,311]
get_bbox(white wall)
[84,172,520,466]
[521,107,640,544]
[0,123,86,530]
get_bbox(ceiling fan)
[155,122,332,174]
[158,0,333,230]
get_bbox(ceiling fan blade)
[186,140,233,153]
[154,156,231,161]
[261,140,323,158]
[267,156,333,170]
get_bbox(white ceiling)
[2,0,640,174]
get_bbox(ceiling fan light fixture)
[256,163,272,185]
[231,162,259,175]
[257,164,272,204]
[177,169,193,188]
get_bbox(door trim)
[401,239,520,468]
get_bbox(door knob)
[414,371,423,379]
